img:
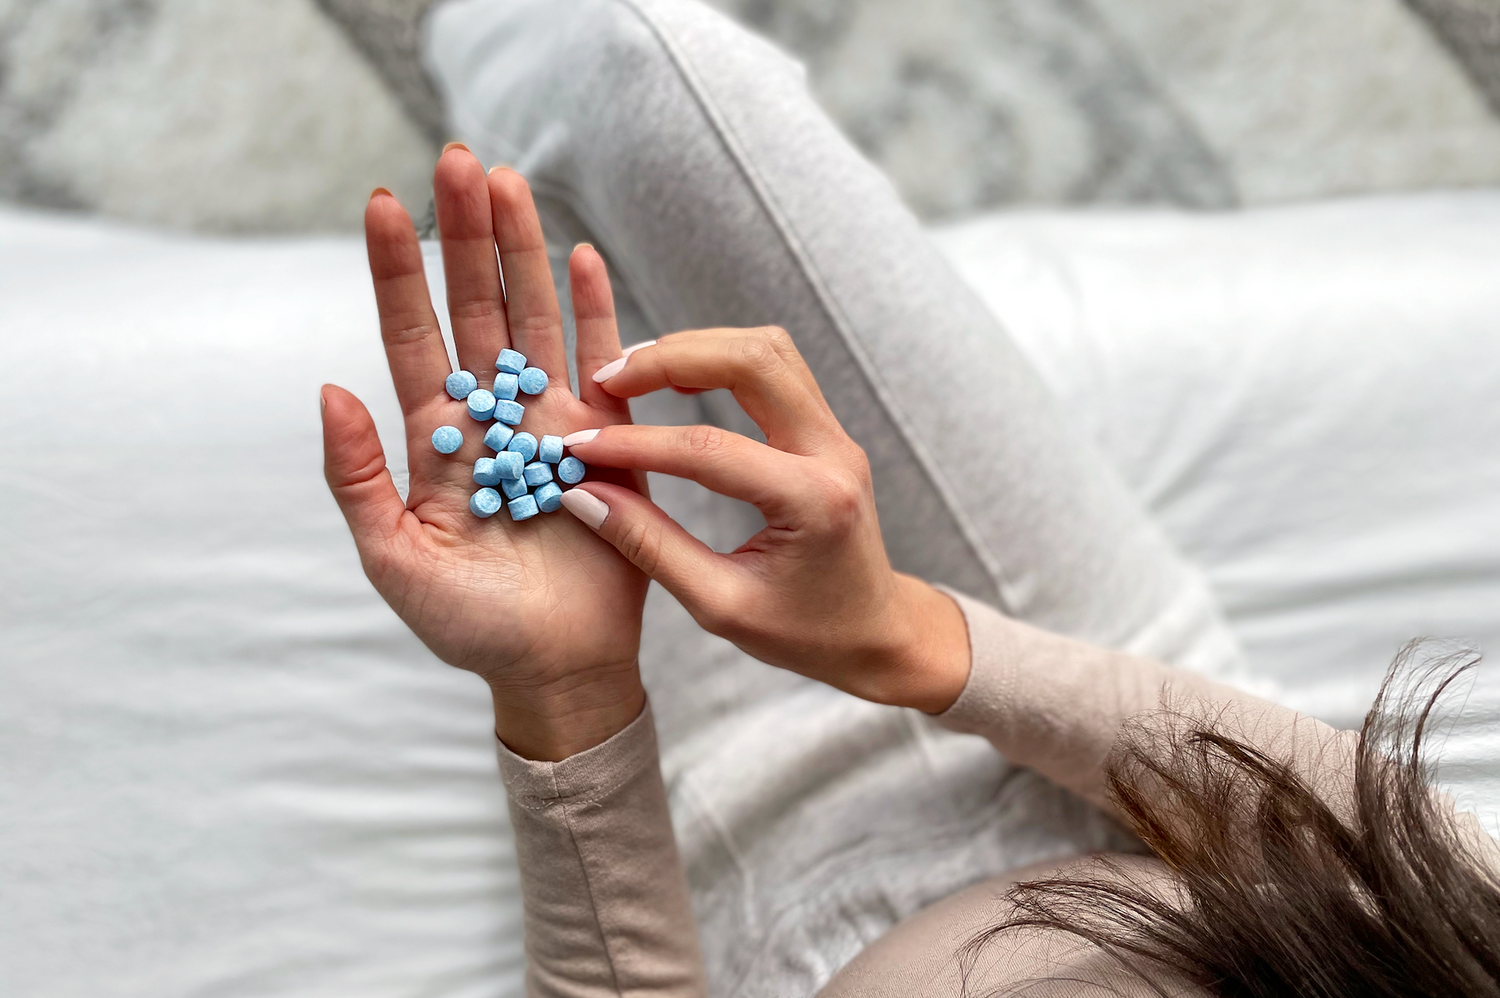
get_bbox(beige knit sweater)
[492,590,1406,997]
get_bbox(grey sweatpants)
[425,1,1244,993]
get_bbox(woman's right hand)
[559,326,972,713]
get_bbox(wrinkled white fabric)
[3,187,1499,996]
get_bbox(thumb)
[560,482,740,624]
[321,384,407,552]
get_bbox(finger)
[487,168,569,382]
[570,244,629,415]
[365,191,452,417]
[434,145,509,380]
[321,384,408,555]
[563,423,800,517]
[594,327,839,455]
[560,482,746,630]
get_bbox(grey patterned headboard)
[708,0,1500,219]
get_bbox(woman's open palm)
[321,148,647,695]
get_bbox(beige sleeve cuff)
[496,696,660,806]
[497,699,708,998]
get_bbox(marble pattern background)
[3,0,1499,232]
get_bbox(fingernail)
[370,187,392,199]
[623,339,657,357]
[319,386,328,412]
[562,428,599,447]
[592,356,627,383]
[574,242,594,252]
[442,141,469,153]
[487,164,514,175]
[560,489,609,530]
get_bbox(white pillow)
[934,191,1500,822]
[0,207,524,998]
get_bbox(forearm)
[925,587,1351,813]
[496,686,708,998]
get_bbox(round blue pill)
[508,494,539,521]
[557,456,586,485]
[506,432,538,462]
[466,389,496,420]
[431,425,463,454]
[473,457,503,487]
[492,372,519,401]
[493,399,525,425]
[496,348,527,375]
[483,422,515,452]
[534,481,563,513]
[500,476,528,500]
[523,461,553,487]
[469,488,502,518]
[538,434,564,464]
[445,370,477,400]
[518,367,548,395]
[493,451,524,480]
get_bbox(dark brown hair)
[966,643,1500,997]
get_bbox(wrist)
[489,657,646,762]
[878,575,972,714]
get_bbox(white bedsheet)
[3,192,1498,996]
[933,191,1500,815]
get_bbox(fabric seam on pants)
[613,0,1011,610]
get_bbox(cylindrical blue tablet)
[445,370,477,400]
[534,481,563,513]
[431,425,463,454]
[483,422,514,452]
[493,450,524,480]
[469,487,502,518]
[518,366,548,395]
[557,456,586,485]
[538,434,564,464]
[523,461,553,487]
[473,457,503,487]
[501,476,528,500]
[492,372,519,400]
[466,389,496,420]
[493,399,525,425]
[505,432,538,463]
[507,494,539,521]
[496,348,527,375]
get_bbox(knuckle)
[683,424,729,460]
[812,468,864,532]
[730,333,782,374]
[510,312,558,341]
[448,297,504,327]
[383,318,440,348]
[844,443,873,488]
[615,517,661,577]
[760,325,794,350]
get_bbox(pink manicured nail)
[560,489,609,530]
[591,340,656,383]
[591,357,627,383]
[562,429,599,447]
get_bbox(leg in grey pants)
[425,0,1244,993]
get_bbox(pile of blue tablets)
[429,347,589,522]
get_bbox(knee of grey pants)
[426,0,1244,678]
